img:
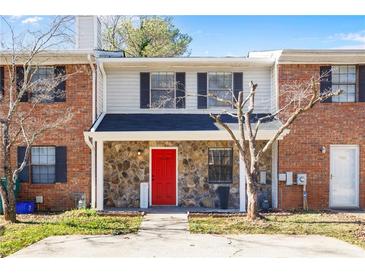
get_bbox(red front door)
[151,149,176,205]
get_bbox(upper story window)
[208,148,233,184]
[31,67,56,103]
[150,72,175,108]
[331,65,356,103]
[208,72,233,108]
[16,65,66,103]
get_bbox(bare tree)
[152,72,340,220]
[0,16,77,222]
[208,75,340,220]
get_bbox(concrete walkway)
[12,212,365,257]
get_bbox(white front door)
[330,145,359,208]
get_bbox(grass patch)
[0,209,142,257]
[189,211,365,249]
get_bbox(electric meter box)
[286,172,293,185]
[297,174,307,185]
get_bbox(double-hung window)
[31,146,56,184]
[331,65,356,103]
[150,72,175,108]
[30,67,56,103]
[208,148,233,184]
[208,72,233,108]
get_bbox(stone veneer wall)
[104,141,272,209]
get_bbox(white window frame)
[150,72,176,109]
[331,65,357,103]
[30,66,56,103]
[30,146,56,184]
[207,72,233,109]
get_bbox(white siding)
[242,68,272,113]
[107,70,140,113]
[106,67,273,113]
[96,17,102,49]
[185,72,197,110]
[76,16,96,50]
[270,65,278,113]
[96,66,104,117]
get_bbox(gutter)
[97,57,275,66]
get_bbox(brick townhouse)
[0,16,364,212]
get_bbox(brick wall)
[278,64,365,210]
[0,64,92,211]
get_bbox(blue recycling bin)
[16,201,35,214]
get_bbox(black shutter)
[55,146,67,183]
[17,146,29,182]
[54,66,66,102]
[320,66,332,103]
[176,72,185,108]
[140,72,150,108]
[16,66,28,102]
[197,73,207,109]
[233,72,243,103]
[358,65,365,102]
[0,66,4,98]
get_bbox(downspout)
[88,54,96,122]
[99,61,107,113]
[84,132,96,209]
[87,54,97,209]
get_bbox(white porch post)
[96,140,104,211]
[239,153,246,212]
[271,141,278,209]
[90,140,96,208]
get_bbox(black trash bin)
[217,186,230,209]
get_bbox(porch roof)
[84,113,289,141]
[95,113,273,132]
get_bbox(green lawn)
[0,209,142,257]
[189,211,365,249]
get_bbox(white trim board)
[84,129,289,141]
[149,147,179,207]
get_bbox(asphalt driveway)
[12,213,365,257]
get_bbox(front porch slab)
[104,206,241,214]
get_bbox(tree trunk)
[1,123,17,223]
[4,178,16,223]
[246,177,259,221]
[3,198,16,222]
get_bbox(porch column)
[239,153,246,212]
[271,141,278,209]
[90,140,96,208]
[96,140,104,211]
